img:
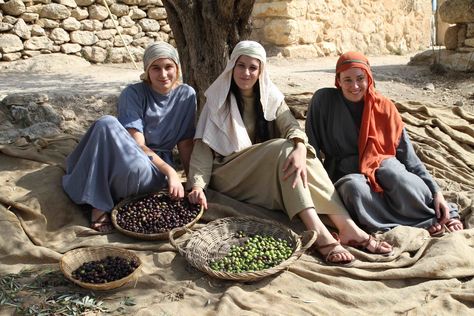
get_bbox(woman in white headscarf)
[63,42,197,233]
[187,41,393,265]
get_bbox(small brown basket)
[169,216,317,282]
[60,246,142,291]
[111,191,204,240]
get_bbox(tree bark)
[162,0,255,111]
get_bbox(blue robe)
[62,82,196,212]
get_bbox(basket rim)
[111,191,204,240]
[59,246,142,291]
[169,216,316,282]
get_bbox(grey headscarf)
[140,42,180,81]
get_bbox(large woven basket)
[111,191,204,240]
[60,246,142,291]
[169,216,317,282]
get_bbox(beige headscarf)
[195,40,284,156]
[140,41,180,81]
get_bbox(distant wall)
[0,0,432,63]
[251,0,432,57]
[0,0,172,63]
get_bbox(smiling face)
[147,58,178,94]
[232,55,261,97]
[337,67,368,102]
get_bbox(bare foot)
[90,209,113,233]
[427,223,445,237]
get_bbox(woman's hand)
[187,186,208,209]
[282,142,307,188]
[166,170,185,199]
[433,192,450,225]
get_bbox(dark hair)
[230,78,269,143]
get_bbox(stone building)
[0,0,434,63]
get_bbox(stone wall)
[0,0,172,63]
[441,0,474,52]
[0,0,432,63]
[251,0,432,57]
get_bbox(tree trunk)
[162,0,255,111]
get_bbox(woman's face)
[337,67,368,102]
[233,55,260,97]
[147,58,178,94]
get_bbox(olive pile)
[209,232,293,273]
[116,193,201,234]
[71,256,139,284]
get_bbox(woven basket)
[111,191,204,240]
[169,216,317,282]
[60,246,142,291]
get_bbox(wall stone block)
[12,18,31,38]
[40,3,70,19]
[70,7,89,20]
[24,35,53,50]
[81,45,107,62]
[58,0,77,8]
[60,42,81,53]
[70,30,98,45]
[0,33,24,52]
[1,0,26,16]
[49,27,70,43]
[110,3,129,16]
[75,0,94,7]
[88,4,109,20]
[138,18,159,32]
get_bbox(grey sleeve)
[396,128,440,194]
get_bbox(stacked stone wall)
[0,0,172,63]
[251,0,432,57]
[0,0,433,63]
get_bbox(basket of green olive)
[60,246,142,291]
[169,216,317,281]
[111,191,203,240]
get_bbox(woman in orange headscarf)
[305,52,463,236]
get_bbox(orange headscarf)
[335,52,404,192]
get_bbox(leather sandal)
[445,218,464,232]
[346,235,393,256]
[313,242,354,266]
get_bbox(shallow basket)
[60,246,142,291]
[169,216,317,282]
[111,191,204,240]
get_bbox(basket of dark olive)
[169,216,317,282]
[111,191,203,240]
[60,246,142,291]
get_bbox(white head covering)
[194,40,284,156]
[140,41,180,81]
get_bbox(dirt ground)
[0,50,473,133]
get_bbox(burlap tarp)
[0,101,473,315]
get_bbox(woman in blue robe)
[62,42,197,232]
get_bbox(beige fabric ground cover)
[0,101,473,315]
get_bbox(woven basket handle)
[294,230,317,256]
[169,226,193,257]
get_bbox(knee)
[336,175,369,201]
[376,163,405,186]
[95,115,120,129]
